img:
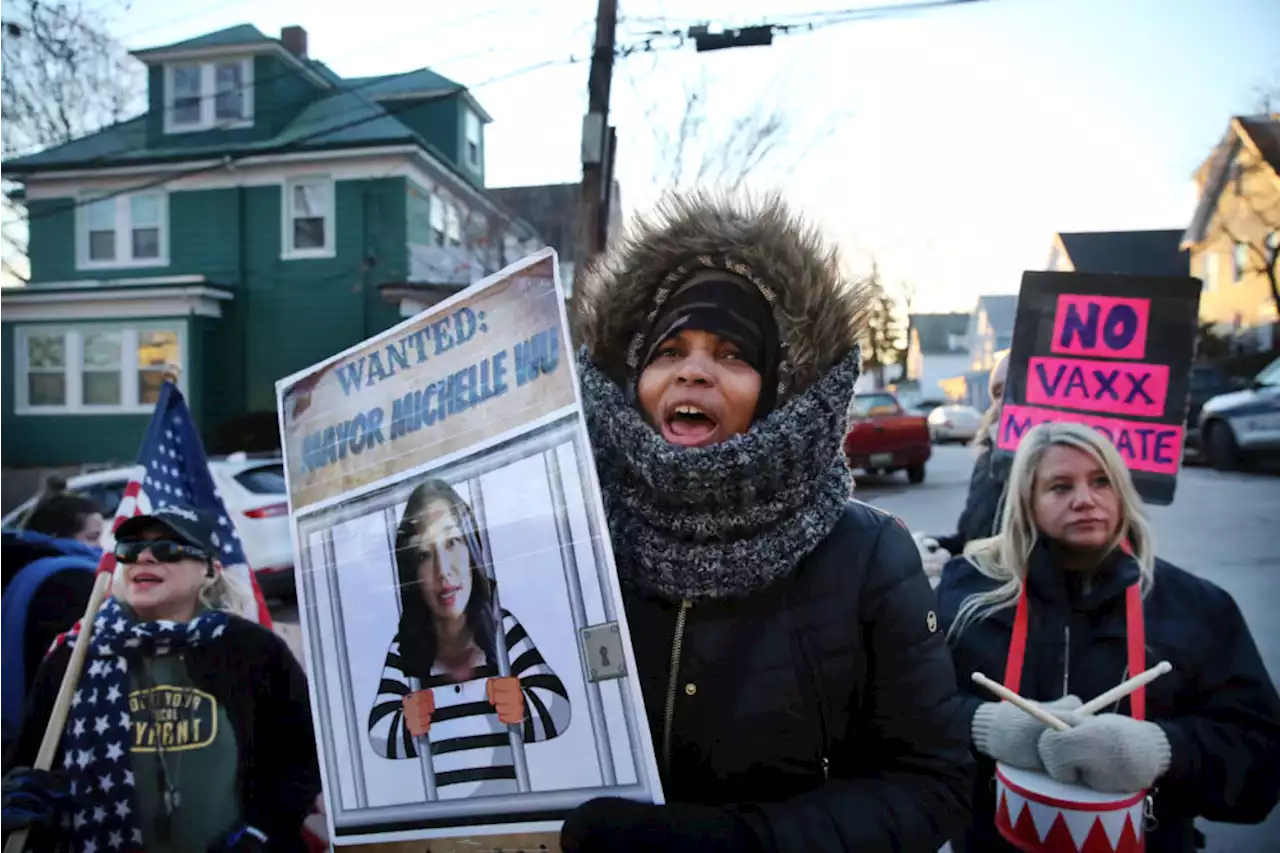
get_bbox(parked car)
[927,404,983,444]
[843,391,932,483]
[1197,357,1280,471]
[1183,363,1234,452]
[0,454,296,601]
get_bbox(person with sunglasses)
[2,504,321,853]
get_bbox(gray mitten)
[972,695,1082,770]
[1038,712,1171,793]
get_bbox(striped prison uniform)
[368,609,572,798]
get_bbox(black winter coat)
[935,439,1006,556]
[623,501,975,852]
[936,545,1280,853]
[7,615,321,853]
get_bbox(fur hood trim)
[574,190,871,396]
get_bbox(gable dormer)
[347,68,491,186]
[132,24,331,148]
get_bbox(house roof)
[347,68,462,98]
[976,295,1017,334]
[131,23,273,56]
[490,183,582,261]
[1057,230,1189,277]
[3,48,489,194]
[909,312,969,354]
[1183,114,1280,248]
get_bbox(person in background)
[561,191,973,852]
[21,477,105,547]
[1,478,104,749]
[931,350,1010,560]
[2,503,320,853]
[937,421,1280,853]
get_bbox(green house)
[2,24,545,470]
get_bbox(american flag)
[93,381,272,626]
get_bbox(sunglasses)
[115,539,210,564]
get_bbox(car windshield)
[852,393,900,416]
[1255,358,1280,387]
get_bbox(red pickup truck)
[843,391,932,483]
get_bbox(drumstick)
[1077,661,1173,717]
[971,672,1072,731]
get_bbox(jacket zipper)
[1063,624,1071,697]
[662,600,692,773]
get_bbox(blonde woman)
[3,504,320,853]
[936,422,1280,853]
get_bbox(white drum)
[995,762,1147,853]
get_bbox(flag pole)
[2,365,181,853]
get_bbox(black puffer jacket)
[625,502,974,851]
[937,544,1280,853]
[935,437,1006,555]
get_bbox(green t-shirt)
[128,652,240,853]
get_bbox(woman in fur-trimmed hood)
[560,192,974,853]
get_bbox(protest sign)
[276,249,663,849]
[995,271,1202,505]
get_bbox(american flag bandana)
[60,596,229,853]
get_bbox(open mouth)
[131,571,163,588]
[438,586,462,608]
[663,404,720,447]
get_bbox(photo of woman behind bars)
[367,478,572,798]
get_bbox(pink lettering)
[1026,356,1169,417]
[997,404,1182,476]
[1050,294,1151,360]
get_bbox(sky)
[11,0,1280,311]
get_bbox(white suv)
[1,454,296,602]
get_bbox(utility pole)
[574,0,618,305]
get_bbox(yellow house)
[1182,114,1280,349]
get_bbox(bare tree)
[641,67,846,192]
[893,277,919,379]
[2,0,142,282]
[1202,99,1280,323]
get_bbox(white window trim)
[464,109,482,171]
[14,324,187,416]
[75,191,169,271]
[281,175,336,260]
[163,58,255,134]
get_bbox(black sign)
[994,271,1202,506]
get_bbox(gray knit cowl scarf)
[578,346,859,603]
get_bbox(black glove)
[560,797,762,853]
[1,767,75,832]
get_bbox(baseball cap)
[115,504,220,556]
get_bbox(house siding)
[6,176,409,466]
[390,96,468,179]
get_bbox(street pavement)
[271,443,1280,851]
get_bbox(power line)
[14,50,597,226]
[3,9,591,173]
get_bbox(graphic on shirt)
[129,684,218,752]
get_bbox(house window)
[1233,242,1250,283]
[78,192,168,268]
[430,195,446,246]
[284,177,334,258]
[1201,252,1219,291]
[15,325,183,414]
[407,184,433,246]
[445,204,462,248]
[165,58,253,132]
[464,109,482,170]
